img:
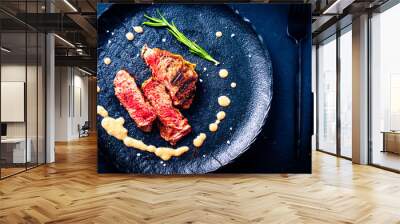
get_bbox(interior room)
[1,0,400,223]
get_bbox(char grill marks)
[114,70,157,132]
[141,44,198,109]
[142,78,191,145]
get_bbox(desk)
[382,131,400,154]
[1,138,31,163]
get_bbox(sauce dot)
[103,57,111,65]
[216,111,226,120]
[219,69,229,78]
[215,31,223,38]
[218,96,231,107]
[209,123,218,132]
[199,133,206,139]
[125,32,134,41]
[231,82,237,88]
[133,26,143,33]
[193,133,207,147]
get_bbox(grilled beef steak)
[114,70,157,132]
[142,78,191,145]
[141,44,198,109]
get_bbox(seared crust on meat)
[114,70,157,132]
[141,44,198,109]
[141,78,191,145]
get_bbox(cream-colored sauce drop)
[103,57,111,65]
[216,31,223,38]
[97,86,100,93]
[219,69,229,78]
[125,32,134,41]
[193,133,207,147]
[98,105,190,160]
[101,117,128,140]
[216,111,226,121]
[133,26,144,33]
[218,96,231,107]
[209,123,218,132]
[97,105,108,117]
[230,82,237,88]
[208,111,226,134]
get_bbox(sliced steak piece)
[142,78,191,145]
[141,44,198,109]
[114,69,157,132]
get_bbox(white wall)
[72,72,89,138]
[54,66,89,141]
[1,64,38,138]
[55,66,69,141]
[1,63,46,164]
[1,65,27,141]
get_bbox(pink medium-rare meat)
[114,69,157,132]
[141,44,198,109]
[141,78,191,145]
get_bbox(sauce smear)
[97,105,189,160]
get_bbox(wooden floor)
[1,135,400,224]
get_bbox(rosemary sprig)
[143,11,220,65]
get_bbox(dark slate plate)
[97,4,273,174]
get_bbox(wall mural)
[97,3,312,174]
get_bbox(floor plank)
[1,135,400,224]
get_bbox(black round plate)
[97,4,273,174]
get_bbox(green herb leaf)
[143,11,220,65]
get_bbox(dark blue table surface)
[97,4,312,173]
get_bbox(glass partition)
[1,30,28,177]
[38,32,45,165]
[0,1,46,179]
[27,31,38,169]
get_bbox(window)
[370,2,400,171]
[339,28,352,158]
[317,36,337,154]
